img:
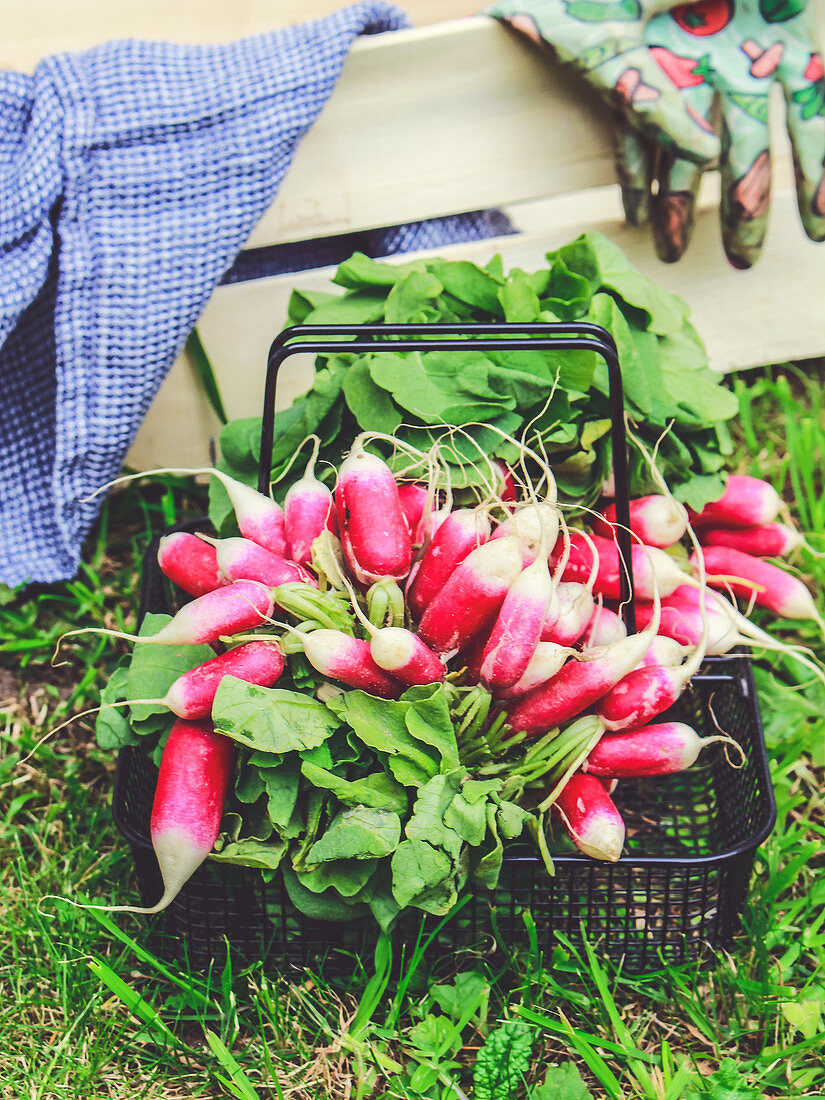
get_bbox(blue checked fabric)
[0,2,509,587]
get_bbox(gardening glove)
[489,0,825,269]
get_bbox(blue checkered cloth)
[0,3,510,587]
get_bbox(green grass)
[1,366,825,1099]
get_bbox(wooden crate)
[8,4,825,469]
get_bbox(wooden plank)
[2,0,478,72]
[127,182,825,470]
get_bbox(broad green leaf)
[529,1060,594,1099]
[405,773,465,862]
[402,683,460,768]
[95,665,138,750]
[282,867,369,921]
[307,806,402,862]
[473,1019,535,1100]
[496,799,531,841]
[260,757,302,830]
[209,838,286,871]
[287,287,341,324]
[342,356,403,433]
[391,838,452,909]
[301,289,387,325]
[426,259,505,314]
[443,790,488,846]
[300,761,408,812]
[499,274,542,322]
[297,858,377,897]
[212,678,339,753]
[332,252,423,289]
[587,231,688,334]
[472,802,504,890]
[126,615,214,727]
[362,866,402,932]
[384,269,443,324]
[367,352,456,424]
[327,690,440,787]
[587,294,652,416]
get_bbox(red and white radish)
[368,627,445,686]
[582,603,627,649]
[495,641,571,698]
[294,628,404,699]
[162,641,284,718]
[689,474,781,529]
[635,634,686,669]
[691,546,824,626]
[552,772,625,862]
[417,536,523,655]
[593,494,688,549]
[157,532,226,597]
[699,523,803,558]
[206,536,317,589]
[335,443,412,584]
[583,721,740,777]
[211,470,288,558]
[284,441,336,565]
[406,508,490,619]
[541,582,595,645]
[491,503,560,566]
[554,532,690,601]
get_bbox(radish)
[596,638,706,732]
[157,532,226,597]
[368,627,445,686]
[490,503,560,566]
[406,508,490,620]
[583,722,741,777]
[552,772,625,862]
[635,634,686,669]
[495,642,571,698]
[689,474,781,529]
[284,439,337,566]
[204,536,317,589]
[541,582,595,645]
[161,641,284,718]
[691,546,825,626]
[58,581,275,652]
[592,494,688,549]
[417,536,523,655]
[699,523,803,558]
[554,532,689,601]
[147,719,236,910]
[506,582,661,736]
[582,603,627,649]
[335,442,412,584]
[480,520,556,691]
[397,483,429,537]
[292,627,403,699]
[492,459,517,505]
[52,720,236,914]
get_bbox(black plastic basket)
[112,323,776,973]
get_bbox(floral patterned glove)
[489,0,825,268]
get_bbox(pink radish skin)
[582,605,627,649]
[506,595,660,736]
[699,523,803,558]
[157,533,226,597]
[492,459,517,505]
[397,483,429,538]
[553,772,625,862]
[417,536,523,655]
[480,554,555,690]
[542,582,594,645]
[335,446,412,584]
[142,581,274,645]
[554,533,689,601]
[148,719,235,911]
[369,627,445,685]
[407,509,490,620]
[495,642,571,698]
[213,472,287,557]
[597,662,693,732]
[592,495,688,549]
[163,642,284,719]
[688,475,781,529]
[299,629,403,699]
[635,598,738,654]
[584,722,714,777]
[635,634,686,670]
[284,478,336,566]
[690,546,822,622]
[211,537,317,589]
[491,504,560,566]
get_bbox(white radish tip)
[579,815,625,862]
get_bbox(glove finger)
[718,91,772,270]
[613,122,655,226]
[782,52,825,243]
[649,150,704,262]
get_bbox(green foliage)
[211,233,736,531]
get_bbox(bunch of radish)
[78,438,822,915]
